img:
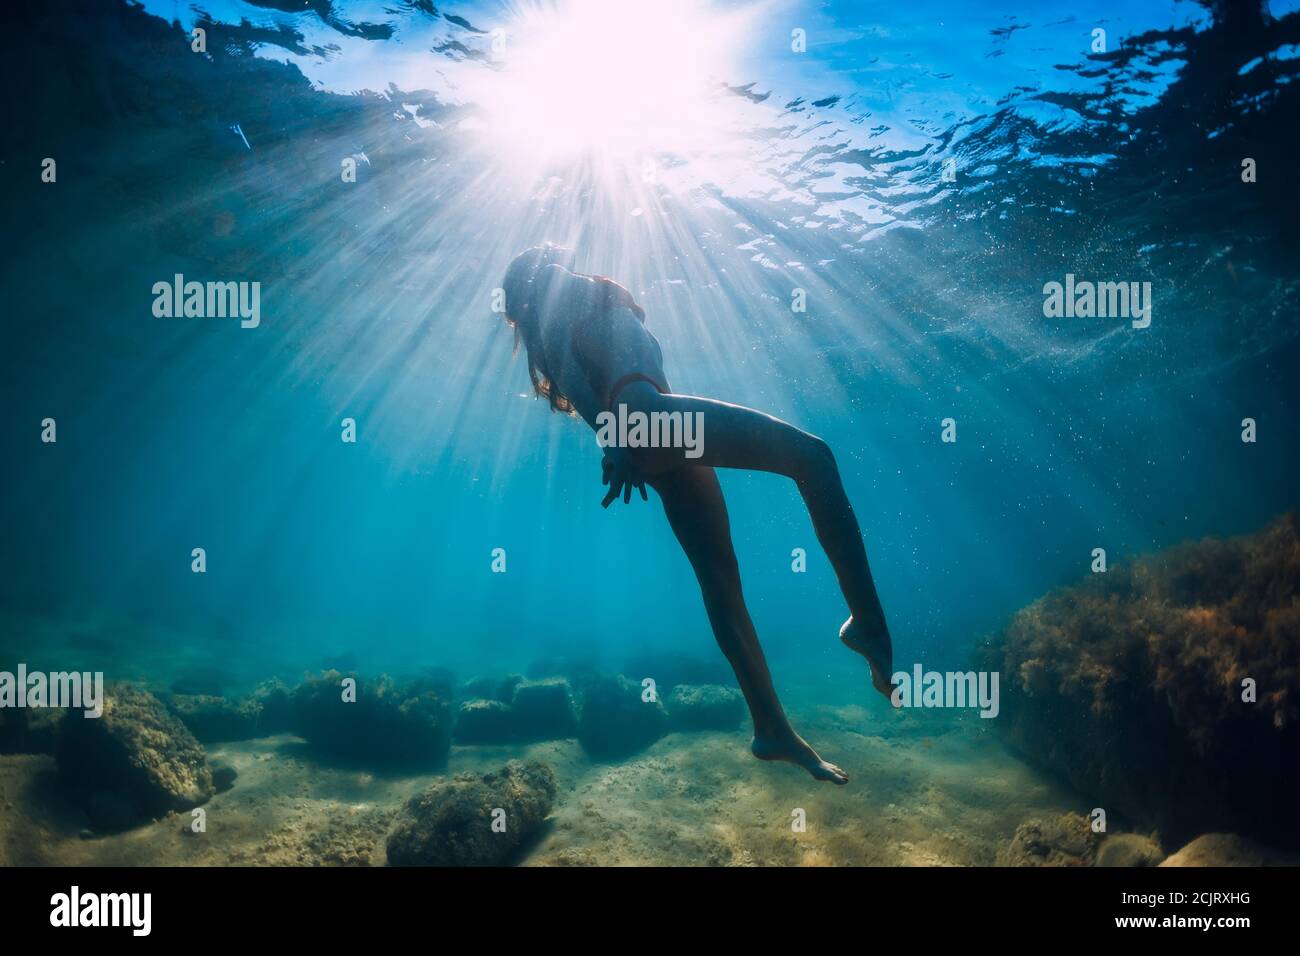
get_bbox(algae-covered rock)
[986,514,1300,848]
[1096,833,1164,867]
[457,674,525,704]
[56,686,214,831]
[1159,833,1300,867]
[453,699,515,744]
[451,680,578,744]
[291,671,451,767]
[996,813,1101,867]
[251,678,294,735]
[496,674,525,704]
[667,683,745,732]
[510,678,578,740]
[622,651,731,693]
[526,656,600,684]
[386,760,557,866]
[167,693,262,742]
[577,674,668,759]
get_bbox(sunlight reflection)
[467,0,754,164]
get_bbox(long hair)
[501,243,579,413]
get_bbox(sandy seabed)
[0,702,1080,867]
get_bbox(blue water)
[1,0,1297,697]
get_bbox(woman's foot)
[840,616,895,700]
[751,732,849,784]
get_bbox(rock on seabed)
[386,760,557,866]
[988,514,1300,848]
[56,686,215,831]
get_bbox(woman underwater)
[501,245,894,783]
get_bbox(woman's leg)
[649,466,848,784]
[619,381,894,696]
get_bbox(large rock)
[386,760,557,866]
[1159,833,1300,867]
[996,813,1101,867]
[56,686,214,831]
[453,699,515,744]
[987,514,1300,849]
[251,678,294,735]
[291,671,452,767]
[622,651,731,693]
[576,675,668,759]
[526,656,599,684]
[667,683,745,732]
[457,675,522,705]
[496,674,525,704]
[1096,833,1164,867]
[167,693,261,742]
[510,679,577,740]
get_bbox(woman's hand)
[601,447,648,508]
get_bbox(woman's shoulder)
[534,264,589,322]
[536,263,592,303]
[539,266,644,320]
[586,275,645,320]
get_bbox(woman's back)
[532,264,665,422]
